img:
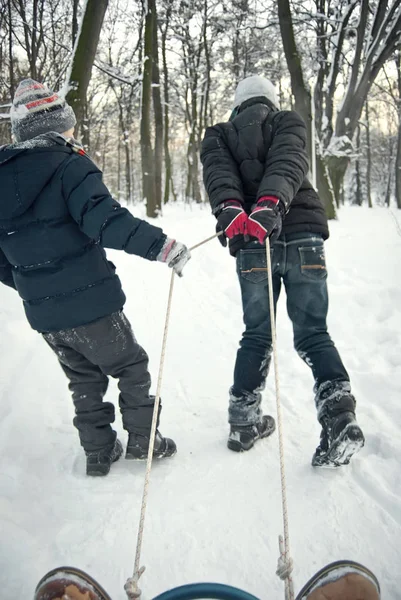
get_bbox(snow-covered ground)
[0,204,400,599]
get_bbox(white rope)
[265,237,295,600]
[125,232,221,599]
[125,269,175,599]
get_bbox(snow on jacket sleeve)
[200,124,245,214]
[62,154,166,260]
[258,111,309,211]
[0,247,16,289]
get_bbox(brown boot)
[34,566,111,600]
[307,573,380,600]
[296,560,380,600]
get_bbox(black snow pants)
[43,311,158,452]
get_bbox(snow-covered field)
[0,204,400,599]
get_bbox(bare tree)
[142,0,157,216]
[160,0,177,203]
[66,0,109,147]
[396,52,401,208]
[277,0,336,218]
[323,1,401,201]
[152,5,163,212]
[365,101,373,208]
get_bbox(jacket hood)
[230,97,278,121]
[0,133,72,220]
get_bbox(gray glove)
[157,237,191,277]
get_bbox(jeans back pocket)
[238,248,269,283]
[299,245,327,280]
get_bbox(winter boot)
[295,559,380,600]
[125,430,177,460]
[85,439,123,476]
[312,381,365,468]
[227,415,276,452]
[35,566,112,600]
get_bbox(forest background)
[1,0,401,220]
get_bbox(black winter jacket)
[0,134,166,332]
[200,99,329,253]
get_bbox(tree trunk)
[335,0,370,142]
[66,0,109,146]
[396,123,401,209]
[124,132,131,204]
[385,169,392,207]
[396,54,401,209]
[8,0,15,98]
[17,0,36,78]
[162,29,171,204]
[152,8,163,213]
[354,125,362,206]
[130,139,135,203]
[117,133,121,201]
[72,0,79,47]
[186,134,203,203]
[277,0,336,218]
[186,75,202,202]
[327,156,348,207]
[316,153,336,218]
[277,0,312,160]
[142,0,156,216]
[161,11,176,204]
[365,101,373,208]
[385,137,394,207]
[102,122,108,174]
[30,0,38,77]
[314,0,328,134]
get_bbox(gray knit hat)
[232,75,279,110]
[11,79,76,142]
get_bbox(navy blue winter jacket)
[0,133,166,332]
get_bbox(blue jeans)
[230,233,349,425]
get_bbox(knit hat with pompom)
[11,79,76,142]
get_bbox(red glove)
[216,200,248,246]
[247,196,283,244]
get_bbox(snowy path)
[0,205,400,599]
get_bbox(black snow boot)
[85,439,123,476]
[227,415,276,452]
[125,430,177,460]
[312,381,365,468]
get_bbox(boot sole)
[125,447,177,460]
[312,424,365,468]
[227,419,276,452]
[86,448,123,477]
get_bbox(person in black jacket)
[0,79,191,476]
[201,75,364,467]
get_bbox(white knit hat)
[232,75,279,110]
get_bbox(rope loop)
[125,566,146,599]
